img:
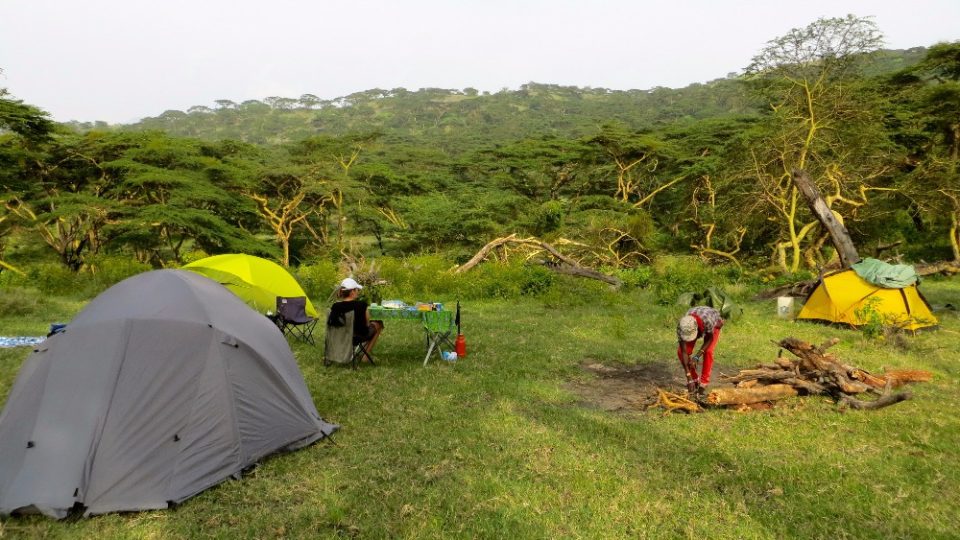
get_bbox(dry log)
[774,357,796,369]
[915,261,960,276]
[455,234,520,273]
[783,378,828,395]
[840,391,912,410]
[779,337,831,372]
[706,384,798,406]
[752,279,819,300]
[850,369,887,388]
[536,259,623,287]
[720,369,796,384]
[454,233,623,288]
[654,389,701,413]
[712,337,928,411]
[882,369,933,385]
[792,169,861,268]
[815,337,841,354]
[850,368,934,389]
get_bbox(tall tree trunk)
[792,169,861,268]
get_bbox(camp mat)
[0,336,45,348]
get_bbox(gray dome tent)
[0,270,337,519]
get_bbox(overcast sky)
[2,0,958,124]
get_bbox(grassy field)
[1,277,959,539]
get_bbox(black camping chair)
[275,296,318,345]
[323,309,374,369]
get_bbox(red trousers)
[677,329,720,385]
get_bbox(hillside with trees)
[3,18,958,281]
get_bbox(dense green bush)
[0,256,149,297]
[531,200,565,236]
[85,256,152,295]
[648,256,730,305]
[293,260,340,301]
[0,287,48,317]
[370,256,563,302]
[3,262,80,296]
[0,251,749,310]
[609,266,653,289]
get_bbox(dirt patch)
[567,360,687,412]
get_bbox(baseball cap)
[678,315,698,342]
[339,277,363,290]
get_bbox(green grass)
[1,279,959,539]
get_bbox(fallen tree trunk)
[454,233,623,289]
[706,384,798,405]
[753,278,820,300]
[538,259,623,287]
[793,169,861,268]
[915,261,960,276]
[840,391,912,410]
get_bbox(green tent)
[183,254,318,317]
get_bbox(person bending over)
[329,278,383,360]
[677,305,724,394]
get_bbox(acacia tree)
[584,123,684,208]
[246,163,326,267]
[743,15,890,272]
[888,42,960,260]
[289,133,381,250]
[0,86,55,273]
[475,136,591,202]
[4,132,135,270]
[106,134,269,266]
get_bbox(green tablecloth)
[369,306,429,320]
[368,306,456,365]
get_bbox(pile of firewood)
[706,337,932,410]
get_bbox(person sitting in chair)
[328,277,383,361]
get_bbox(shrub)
[609,266,653,289]
[853,295,934,343]
[854,296,886,340]
[372,257,562,302]
[0,287,47,317]
[531,200,565,236]
[519,266,555,296]
[18,263,82,296]
[85,256,152,295]
[539,275,608,308]
[294,260,340,301]
[649,256,729,305]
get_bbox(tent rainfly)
[183,253,318,317]
[0,270,337,519]
[796,263,937,331]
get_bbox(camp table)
[368,305,456,366]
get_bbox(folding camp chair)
[323,310,374,369]
[422,310,456,366]
[275,296,318,345]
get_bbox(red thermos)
[455,334,467,357]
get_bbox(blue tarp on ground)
[0,337,45,349]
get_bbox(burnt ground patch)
[567,360,687,412]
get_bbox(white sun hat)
[339,277,363,290]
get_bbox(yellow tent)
[183,254,318,317]
[796,269,937,331]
